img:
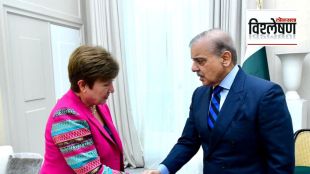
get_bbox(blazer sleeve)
[51,107,126,174]
[257,84,295,174]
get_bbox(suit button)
[221,166,226,169]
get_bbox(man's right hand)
[141,169,161,174]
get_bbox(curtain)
[119,0,210,173]
[210,0,243,63]
[84,0,144,168]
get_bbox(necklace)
[90,105,97,115]
[90,105,104,126]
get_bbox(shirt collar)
[219,65,239,90]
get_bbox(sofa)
[0,145,43,174]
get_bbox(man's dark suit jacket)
[162,68,294,174]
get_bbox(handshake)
[140,170,161,174]
[120,169,161,174]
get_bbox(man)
[143,29,294,174]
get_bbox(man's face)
[191,39,225,86]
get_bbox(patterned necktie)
[208,85,222,129]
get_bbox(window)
[120,0,210,172]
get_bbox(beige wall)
[245,0,310,127]
[264,0,310,127]
[264,0,310,82]
[265,0,310,128]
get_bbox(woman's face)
[80,79,114,106]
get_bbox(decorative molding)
[276,52,309,100]
[3,0,82,27]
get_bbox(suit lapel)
[206,69,246,156]
[97,105,123,152]
[197,87,213,136]
[88,111,117,146]
[102,113,123,152]
[70,91,120,149]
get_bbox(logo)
[246,10,297,46]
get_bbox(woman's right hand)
[141,170,161,174]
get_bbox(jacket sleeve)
[258,84,295,174]
[51,107,126,174]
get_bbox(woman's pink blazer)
[40,90,124,174]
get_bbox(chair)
[294,129,310,174]
[0,146,13,174]
[0,145,43,174]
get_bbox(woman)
[40,45,128,174]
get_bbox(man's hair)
[189,29,237,65]
[68,45,119,92]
